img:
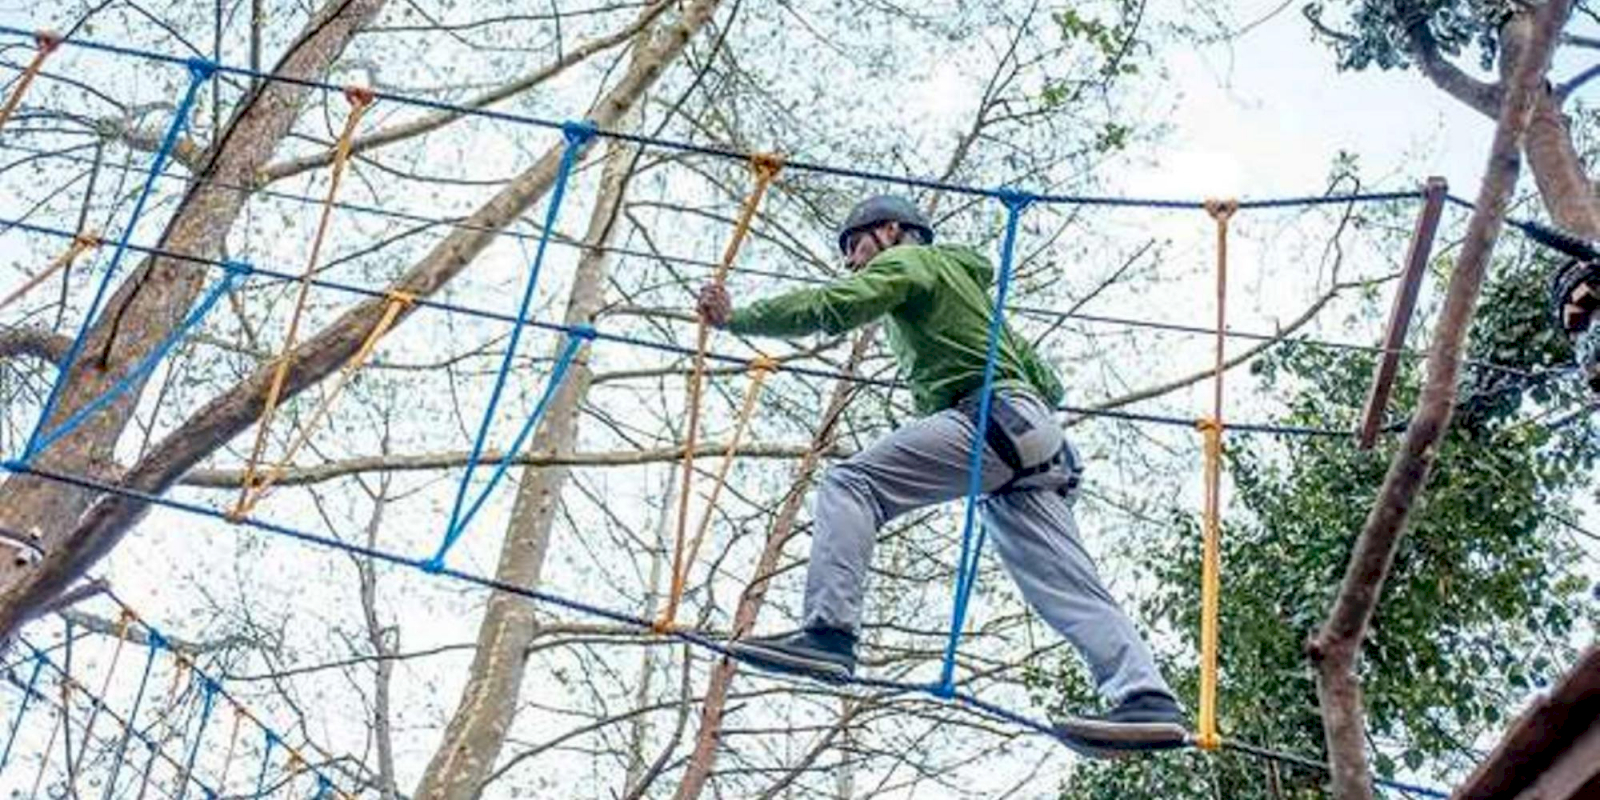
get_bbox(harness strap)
[957,392,1076,496]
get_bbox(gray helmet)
[837,195,934,255]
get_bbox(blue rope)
[428,327,590,569]
[0,652,44,771]
[0,25,1429,212]
[939,190,1032,696]
[433,122,596,571]
[102,638,158,800]
[0,460,1450,799]
[175,675,219,800]
[20,56,216,461]
[24,263,246,459]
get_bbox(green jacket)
[726,244,1065,416]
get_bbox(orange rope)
[0,231,101,312]
[236,87,375,518]
[0,30,61,134]
[656,355,777,630]
[661,153,783,633]
[233,290,412,516]
[1196,198,1236,751]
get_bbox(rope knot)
[568,324,598,341]
[72,231,103,250]
[342,85,376,109]
[33,30,61,53]
[749,152,785,180]
[998,187,1036,213]
[1195,416,1222,434]
[748,354,778,374]
[222,259,253,279]
[383,289,417,308]
[1203,198,1239,223]
[185,57,218,81]
[561,119,598,146]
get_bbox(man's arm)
[722,253,930,338]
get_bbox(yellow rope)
[0,30,61,135]
[232,290,413,517]
[1196,198,1236,751]
[0,231,101,312]
[661,153,783,633]
[235,87,375,519]
[656,355,777,630]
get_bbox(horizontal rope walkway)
[0,458,1448,798]
[0,215,1400,438]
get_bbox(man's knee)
[819,461,890,527]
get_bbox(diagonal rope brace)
[0,30,62,133]
[0,230,100,312]
[656,354,778,632]
[236,87,375,515]
[231,290,413,518]
[666,153,783,633]
[1195,197,1236,751]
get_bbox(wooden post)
[1358,177,1448,449]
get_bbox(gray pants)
[804,390,1174,705]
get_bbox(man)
[698,195,1186,752]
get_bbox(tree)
[1303,0,1600,236]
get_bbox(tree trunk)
[0,0,389,625]
[1305,5,1567,799]
[0,0,726,641]
[1523,89,1600,238]
[671,331,874,800]
[409,131,642,798]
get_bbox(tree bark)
[0,0,726,641]
[671,331,872,800]
[1305,5,1568,799]
[410,131,635,800]
[0,0,389,628]
[1407,8,1600,238]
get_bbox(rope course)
[0,594,361,798]
[0,139,1546,383]
[6,24,1584,800]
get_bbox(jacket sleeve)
[725,252,930,337]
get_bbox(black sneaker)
[727,628,857,681]
[1053,691,1189,758]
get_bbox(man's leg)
[983,488,1173,704]
[985,478,1187,752]
[731,408,1008,677]
[804,409,1007,632]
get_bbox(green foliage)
[1303,0,1517,72]
[1045,258,1596,797]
